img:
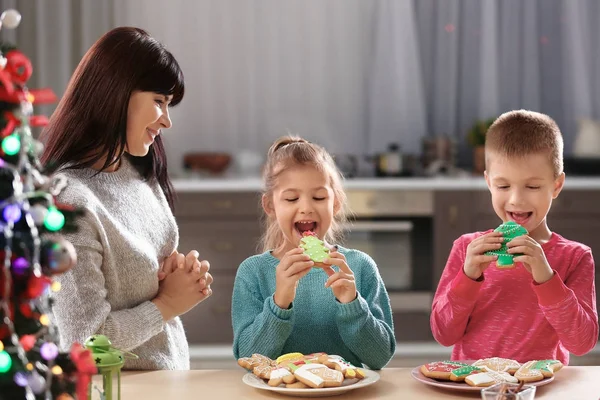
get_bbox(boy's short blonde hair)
[485,110,564,178]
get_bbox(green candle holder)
[484,221,528,268]
[85,335,138,400]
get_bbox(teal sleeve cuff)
[267,295,294,320]
[336,292,369,320]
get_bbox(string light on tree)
[0,7,96,399]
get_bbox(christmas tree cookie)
[484,221,528,268]
[300,231,329,268]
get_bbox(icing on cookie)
[530,359,561,373]
[484,221,528,266]
[466,370,518,386]
[423,361,470,373]
[294,364,327,386]
[276,352,304,364]
[451,366,482,377]
[269,368,292,379]
[300,231,329,264]
[473,357,521,372]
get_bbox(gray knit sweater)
[50,157,189,370]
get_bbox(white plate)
[242,369,380,398]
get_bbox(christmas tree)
[0,9,96,400]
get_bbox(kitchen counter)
[172,176,600,192]
[109,367,600,399]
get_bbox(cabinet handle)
[449,205,458,227]
[212,200,233,210]
[212,241,234,252]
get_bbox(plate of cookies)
[238,352,380,397]
[411,358,562,392]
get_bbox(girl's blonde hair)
[260,135,349,252]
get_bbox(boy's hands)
[507,236,554,283]
[463,232,503,280]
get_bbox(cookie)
[317,354,366,379]
[420,361,472,381]
[472,357,521,374]
[303,352,328,362]
[253,363,275,380]
[514,360,563,382]
[267,367,297,387]
[299,231,329,267]
[291,363,344,388]
[448,365,483,382]
[484,221,528,268]
[465,370,519,387]
[285,381,310,389]
[276,352,305,366]
[237,353,275,370]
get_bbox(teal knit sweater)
[231,247,396,369]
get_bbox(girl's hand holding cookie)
[463,232,503,280]
[274,247,314,309]
[507,236,554,283]
[323,250,357,304]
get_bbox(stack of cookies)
[237,352,367,389]
[419,357,563,388]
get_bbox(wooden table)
[108,367,600,399]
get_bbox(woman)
[41,27,212,370]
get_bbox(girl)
[231,136,395,369]
[41,27,213,370]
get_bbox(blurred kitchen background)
[3,0,599,368]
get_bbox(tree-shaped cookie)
[300,231,329,267]
[484,221,528,268]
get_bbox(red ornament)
[70,343,97,400]
[25,275,52,299]
[19,334,36,351]
[19,302,32,317]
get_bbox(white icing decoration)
[295,364,326,386]
[269,368,291,379]
[467,371,518,386]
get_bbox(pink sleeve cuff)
[532,270,571,307]
[450,269,483,302]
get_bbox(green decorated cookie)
[484,221,528,268]
[300,231,329,266]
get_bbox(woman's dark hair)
[41,27,184,209]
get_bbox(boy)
[431,110,598,365]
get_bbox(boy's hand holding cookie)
[274,247,314,309]
[463,232,504,280]
[507,236,554,283]
[323,249,357,304]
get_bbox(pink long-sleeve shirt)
[431,231,598,365]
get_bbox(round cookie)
[420,361,472,381]
[472,357,521,374]
[484,221,528,268]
